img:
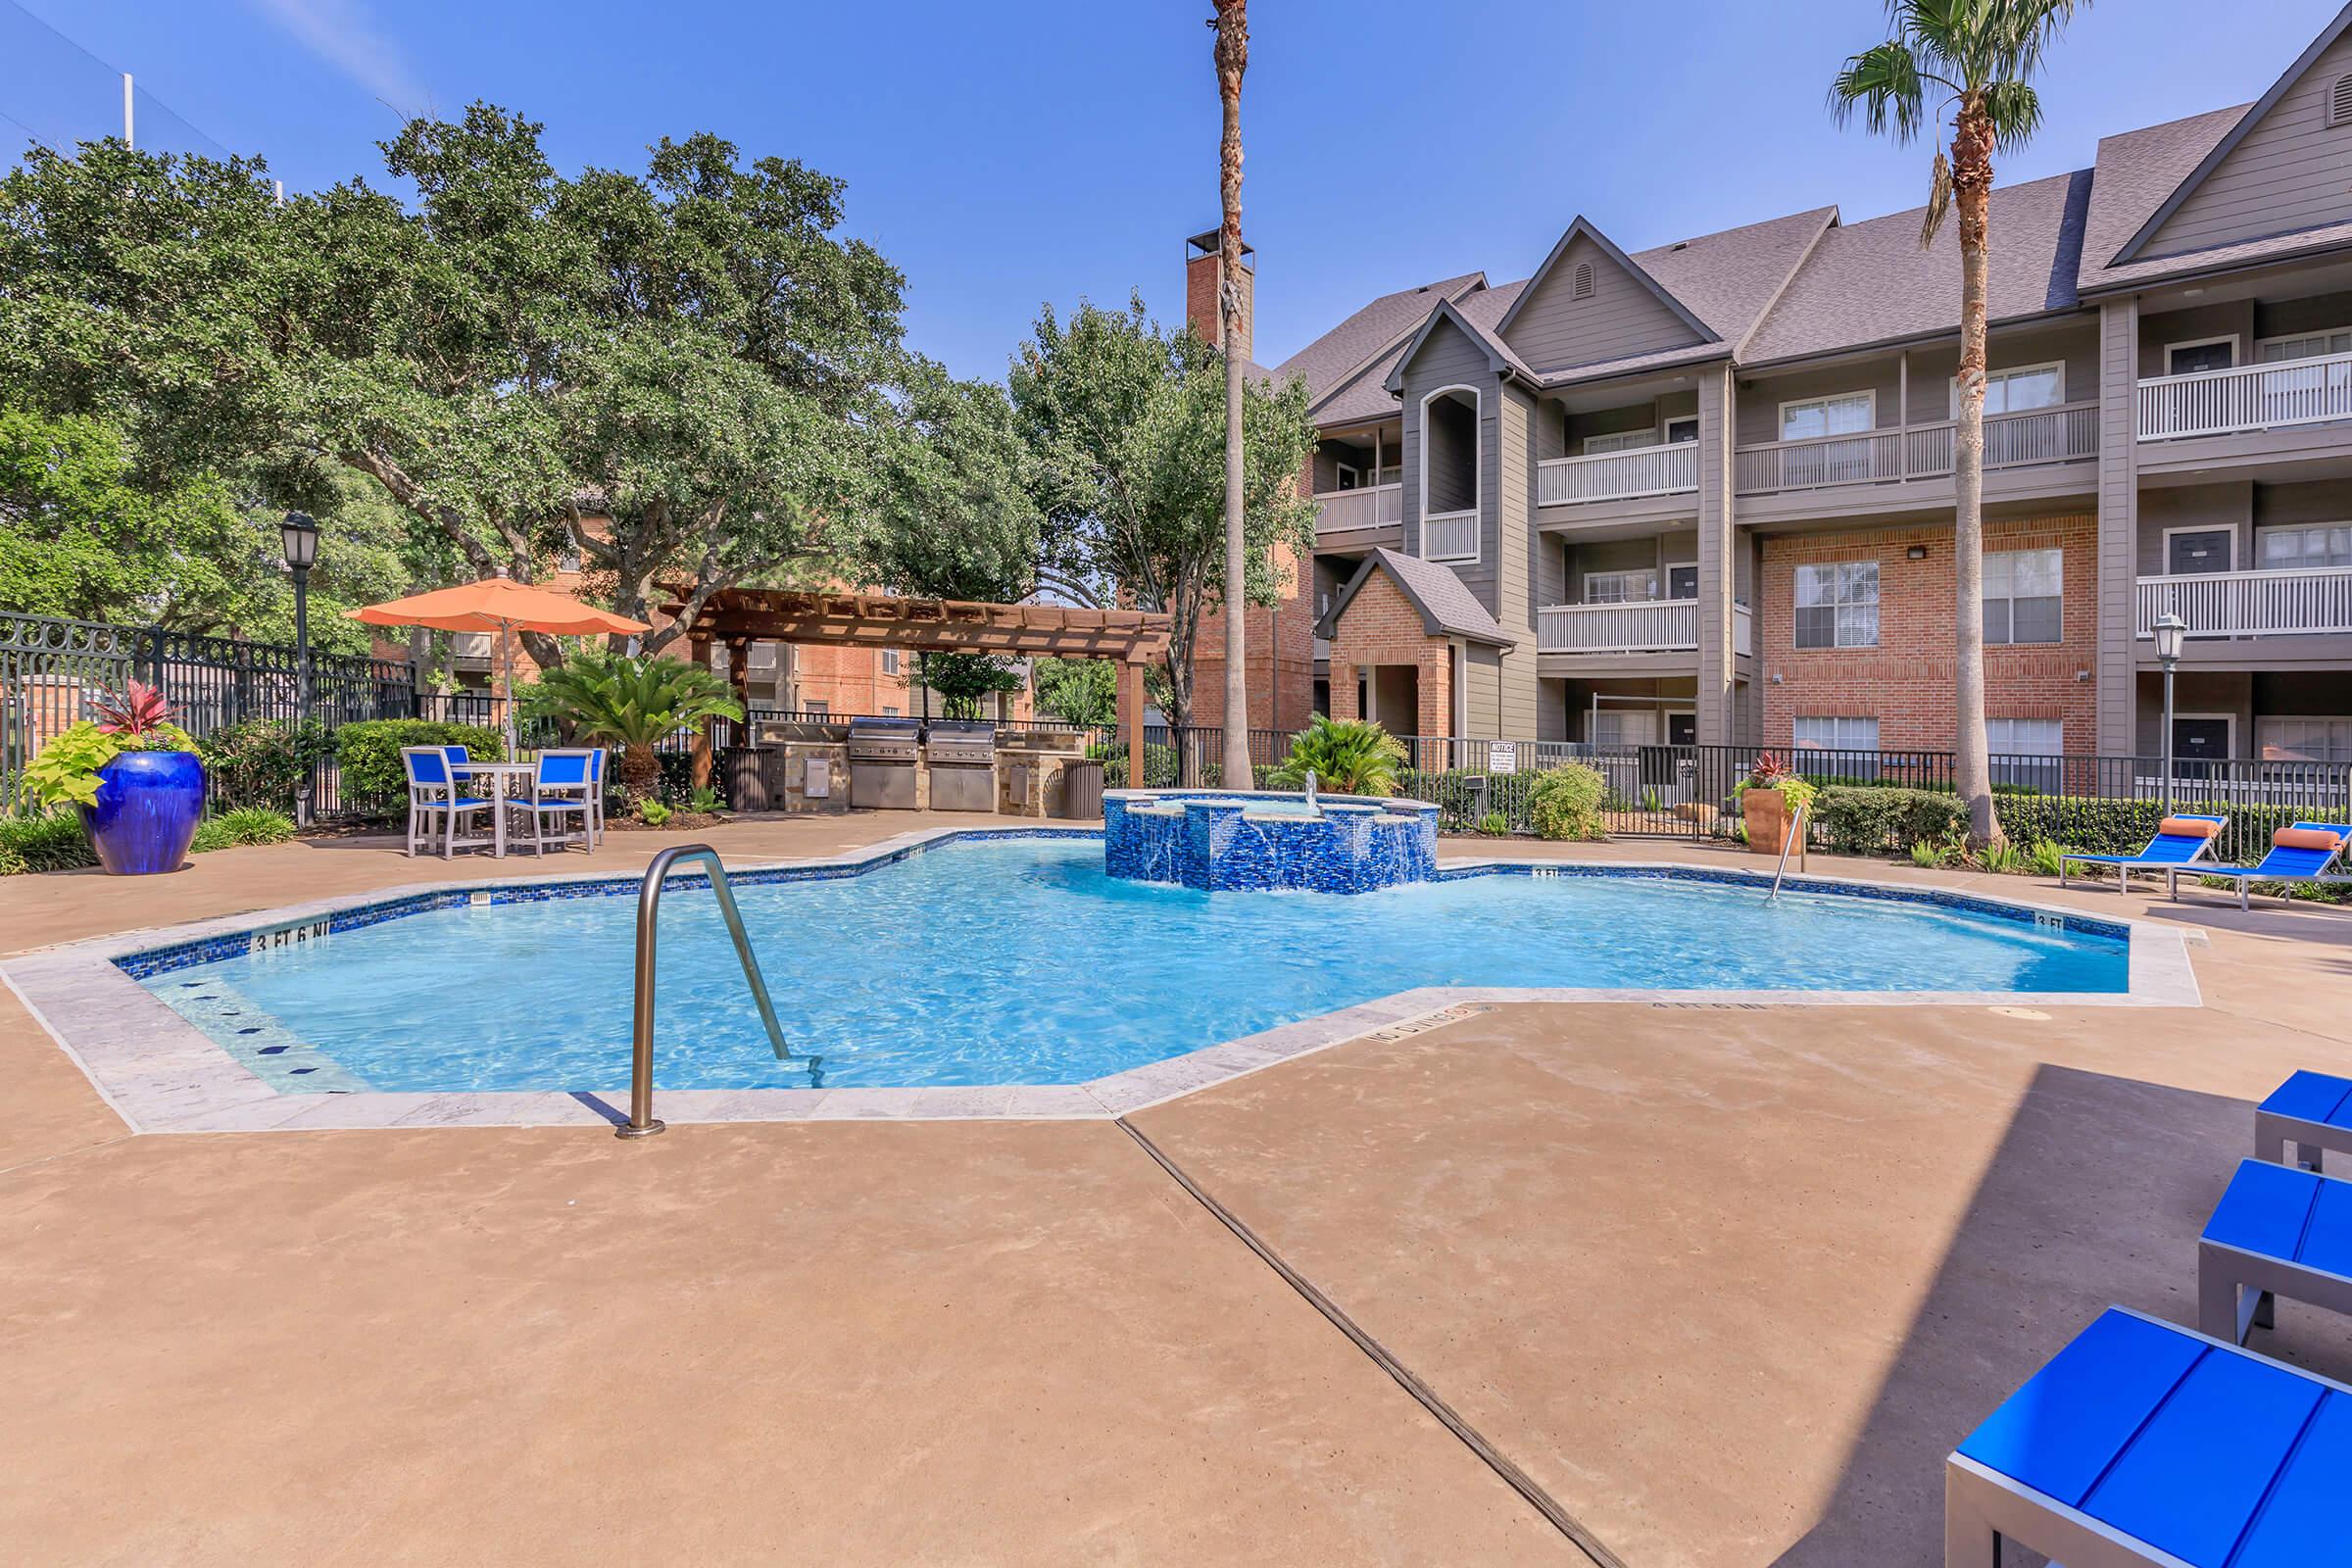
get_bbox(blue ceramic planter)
[79,749,206,875]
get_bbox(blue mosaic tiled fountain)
[1102,789,1440,894]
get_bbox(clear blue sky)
[5,0,2341,380]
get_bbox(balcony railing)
[2136,566,2352,638]
[1421,509,1479,563]
[1537,600,1751,657]
[2137,352,2352,441]
[1537,442,1697,506]
[1314,481,1402,533]
[1734,402,2098,495]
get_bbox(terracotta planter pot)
[1743,787,1788,857]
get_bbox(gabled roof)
[1274,270,1485,409]
[2112,2,2352,267]
[1493,216,1719,347]
[1744,172,2088,365]
[1317,548,1512,649]
[1382,296,1537,394]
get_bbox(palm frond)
[1920,149,1953,247]
[1828,40,1929,142]
[1982,78,2044,152]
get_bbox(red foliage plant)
[89,680,177,737]
[1747,750,1793,787]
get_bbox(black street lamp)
[281,512,319,826]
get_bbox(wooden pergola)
[660,587,1172,786]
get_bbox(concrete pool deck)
[6,812,2352,1564]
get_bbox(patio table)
[452,760,539,858]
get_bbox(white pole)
[122,74,133,147]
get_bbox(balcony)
[1537,442,1697,506]
[449,631,494,668]
[1421,509,1479,564]
[2137,352,2352,441]
[1537,599,1751,657]
[1314,482,1402,534]
[1734,402,2098,495]
[2136,566,2352,638]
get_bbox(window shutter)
[1570,262,1594,300]
[2331,72,2352,127]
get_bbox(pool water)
[141,836,2129,1093]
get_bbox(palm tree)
[1831,0,2083,850]
[1210,0,1253,791]
[525,648,743,805]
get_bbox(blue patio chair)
[399,746,496,859]
[2185,821,2352,910]
[1946,1306,2352,1567]
[506,748,595,857]
[2058,812,2226,897]
[2198,1157,2352,1347]
[2257,1069,2352,1173]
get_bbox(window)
[881,649,902,674]
[1984,548,2063,645]
[2258,330,2352,363]
[2259,716,2352,764]
[2166,337,2237,375]
[2258,523,2352,568]
[882,705,901,718]
[1780,391,1874,441]
[1583,428,1658,455]
[1793,561,1879,649]
[1665,416,1699,444]
[1666,563,1698,600]
[1591,710,1655,746]
[1986,717,2064,755]
[1585,568,1658,604]
[804,699,828,715]
[1793,716,1880,751]
[1954,363,2065,417]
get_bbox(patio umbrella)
[346,570,650,757]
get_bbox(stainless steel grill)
[924,720,997,811]
[847,716,920,808]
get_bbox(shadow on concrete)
[1769,1061,2352,1567]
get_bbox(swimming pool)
[126,834,2135,1096]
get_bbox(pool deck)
[6,813,2352,1564]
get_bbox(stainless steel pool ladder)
[1765,803,1809,903]
[618,844,792,1139]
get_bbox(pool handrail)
[1765,801,1808,902]
[619,844,791,1140]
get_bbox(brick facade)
[1324,569,1452,738]
[1758,514,2098,753]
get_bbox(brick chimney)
[1184,227,1254,364]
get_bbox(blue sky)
[5,0,2342,380]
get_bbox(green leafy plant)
[639,799,673,827]
[1812,786,1971,857]
[1735,750,1819,817]
[1529,763,1608,842]
[1977,839,2027,875]
[1641,787,1663,814]
[333,720,505,806]
[689,785,724,815]
[215,807,297,846]
[196,720,332,814]
[22,680,198,809]
[1911,838,1955,869]
[1268,715,1406,797]
[2026,839,2067,878]
[524,649,743,804]
[189,816,234,854]
[1478,810,1510,837]
[0,810,98,874]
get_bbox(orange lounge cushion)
[2272,827,2346,852]
[2158,816,2223,840]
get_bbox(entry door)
[2173,717,2231,777]
[1666,564,1698,601]
[2167,529,2232,575]
[1667,712,1697,746]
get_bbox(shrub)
[1977,839,2027,875]
[1911,838,1955,868]
[189,816,234,854]
[2026,839,2067,878]
[213,807,297,846]
[0,810,97,873]
[334,720,505,805]
[1812,786,1970,856]
[1268,715,1407,796]
[196,719,332,813]
[1529,763,1608,841]
[1478,811,1510,836]
[639,799,673,826]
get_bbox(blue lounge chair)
[1947,1306,2352,1567]
[2059,813,2226,897]
[2257,1069,2352,1173]
[2199,1158,2352,1346]
[399,746,496,858]
[2186,821,2352,909]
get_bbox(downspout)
[1452,639,1466,738]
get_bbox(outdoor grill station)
[663,589,1167,820]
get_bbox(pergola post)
[1120,660,1147,790]
[689,635,716,793]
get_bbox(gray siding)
[1694,365,1740,744]
[2095,298,2139,754]
[1898,322,2099,419]
[1736,360,1902,445]
[1495,384,1540,736]
[1499,234,1705,373]
[2145,29,2352,259]
[1463,645,1503,735]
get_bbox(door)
[1666,564,1698,601]
[1666,712,1697,746]
[2167,339,2235,375]
[2167,529,2232,575]
[2172,717,2231,779]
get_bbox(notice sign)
[1489,741,1519,775]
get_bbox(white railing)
[1536,599,1751,656]
[1537,442,1698,506]
[1314,481,1403,533]
[1421,509,1479,563]
[2137,352,2352,440]
[1735,402,2097,494]
[2136,566,2352,637]
[1734,603,1753,657]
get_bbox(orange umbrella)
[348,571,650,755]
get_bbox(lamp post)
[2153,610,2186,815]
[281,512,319,827]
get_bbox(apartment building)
[1239,4,2352,769]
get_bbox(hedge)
[333,720,506,808]
[1530,764,1608,841]
[1812,786,1969,855]
[1804,783,2331,866]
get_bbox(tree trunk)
[1212,0,1252,791]
[1951,98,2003,852]
[617,743,662,806]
